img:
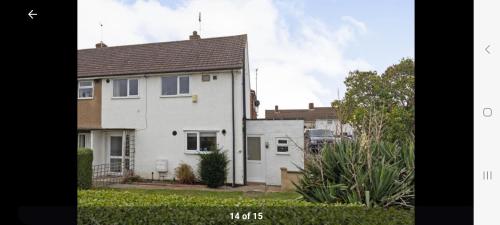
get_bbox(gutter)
[231,70,236,187]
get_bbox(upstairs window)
[162,75,190,96]
[78,80,94,99]
[113,79,139,97]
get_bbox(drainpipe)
[242,53,248,185]
[231,70,236,187]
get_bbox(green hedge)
[78,190,414,225]
[77,148,93,189]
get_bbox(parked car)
[305,129,336,153]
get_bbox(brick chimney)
[95,42,107,48]
[189,31,201,40]
[275,105,279,112]
[309,103,314,109]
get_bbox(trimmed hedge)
[78,190,414,225]
[77,148,93,189]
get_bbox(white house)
[77,32,304,186]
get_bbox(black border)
[415,0,473,224]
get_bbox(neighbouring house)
[265,103,354,136]
[77,31,304,186]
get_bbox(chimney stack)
[309,103,314,109]
[96,42,107,48]
[275,105,279,112]
[189,31,201,40]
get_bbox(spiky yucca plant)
[295,138,414,208]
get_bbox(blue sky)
[79,0,414,116]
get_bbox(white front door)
[247,136,265,183]
[106,131,130,174]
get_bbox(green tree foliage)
[335,58,414,142]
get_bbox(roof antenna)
[99,22,104,46]
[198,12,202,35]
[255,68,258,97]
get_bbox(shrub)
[198,148,229,188]
[122,175,142,184]
[295,138,414,208]
[77,148,93,189]
[175,163,196,184]
[78,189,414,225]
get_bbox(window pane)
[179,76,189,94]
[247,137,261,160]
[278,139,287,144]
[110,158,122,172]
[79,81,92,87]
[129,79,138,96]
[113,79,128,97]
[125,135,130,156]
[162,76,177,95]
[78,135,86,148]
[277,146,289,152]
[187,133,197,150]
[200,132,216,151]
[202,75,210,81]
[79,88,93,98]
[110,136,122,156]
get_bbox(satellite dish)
[255,100,260,107]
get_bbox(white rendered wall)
[246,120,305,186]
[100,69,247,184]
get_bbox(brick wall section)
[78,79,101,129]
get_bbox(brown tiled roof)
[265,107,337,121]
[78,34,247,78]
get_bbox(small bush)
[77,148,93,189]
[78,190,414,225]
[175,163,196,184]
[198,148,229,188]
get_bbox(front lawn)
[78,189,414,225]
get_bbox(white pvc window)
[276,138,289,153]
[113,79,139,97]
[185,131,217,152]
[162,75,190,96]
[78,81,94,99]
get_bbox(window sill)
[111,96,140,99]
[276,152,290,155]
[78,97,94,100]
[160,94,192,98]
[184,150,212,155]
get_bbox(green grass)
[103,188,301,200]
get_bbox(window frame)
[276,138,290,154]
[78,80,94,99]
[161,75,191,97]
[112,78,139,98]
[184,130,218,154]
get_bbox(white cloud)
[78,0,372,117]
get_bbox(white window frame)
[78,80,94,99]
[161,75,191,97]
[112,78,139,98]
[184,130,218,154]
[276,138,290,154]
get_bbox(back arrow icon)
[485,45,491,54]
[28,10,37,19]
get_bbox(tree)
[335,58,414,142]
